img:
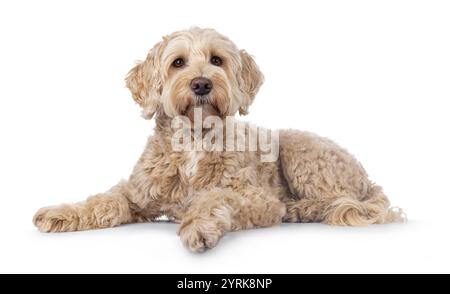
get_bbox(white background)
[0,0,449,273]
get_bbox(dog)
[33,27,405,252]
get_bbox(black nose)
[190,77,213,95]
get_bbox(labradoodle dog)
[33,27,405,252]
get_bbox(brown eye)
[210,56,223,66]
[172,58,185,68]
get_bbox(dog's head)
[126,27,264,120]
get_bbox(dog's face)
[126,28,264,120]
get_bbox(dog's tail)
[324,184,406,226]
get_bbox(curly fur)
[33,27,405,252]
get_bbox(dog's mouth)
[183,95,222,123]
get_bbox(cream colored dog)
[33,27,404,252]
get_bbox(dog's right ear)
[125,40,166,120]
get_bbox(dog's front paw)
[33,205,80,233]
[178,218,224,252]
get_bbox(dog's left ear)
[125,40,166,119]
[238,50,264,115]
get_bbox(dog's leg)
[283,186,405,225]
[33,181,150,232]
[322,185,406,225]
[178,188,286,252]
[279,130,405,225]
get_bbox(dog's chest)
[180,150,205,182]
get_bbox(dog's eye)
[210,56,223,66]
[172,58,185,68]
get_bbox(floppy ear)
[125,40,166,119]
[238,50,264,115]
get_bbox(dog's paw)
[33,205,80,233]
[178,218,224,252]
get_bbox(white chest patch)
[183,150,204,180]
